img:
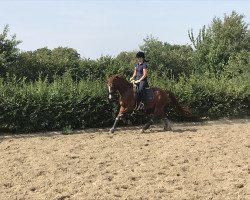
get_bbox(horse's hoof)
[164,127,172,131]
[110,128,115,133]
[127,120,132,125]
[140,129,145,134]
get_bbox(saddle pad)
[145,87,154,102]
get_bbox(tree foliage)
[189,11,250,75]
[0,25,21,77]
[140,36,194,78]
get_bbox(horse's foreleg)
[110,113,124,133]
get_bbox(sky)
[1,0,250,59]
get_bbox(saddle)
[133,85,154,102]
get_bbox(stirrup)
[136,102,145,110]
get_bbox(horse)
[107,74,190,133]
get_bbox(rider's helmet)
[136,51,145,59]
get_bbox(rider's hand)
[134,80,140,84]
[129,77,134,81]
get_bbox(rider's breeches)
[137,81,148,102]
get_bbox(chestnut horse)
[107,74,190,133]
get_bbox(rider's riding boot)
[136,96,145,110]
[135,90,145,111]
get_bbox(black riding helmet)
[136,51,148,62]
[136,51,145,59]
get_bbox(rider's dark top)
[135,62,148,82]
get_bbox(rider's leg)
[137,81,146,109]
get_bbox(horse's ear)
[106,74,116,82]
[106,74,112,80]
[116,74,123,79]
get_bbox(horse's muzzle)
[108,93,119,102]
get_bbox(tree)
[0,25,21,77]
[13,48,52,80]
[189,11,250,75]
[12,47,81,81]
[140,36,194,78]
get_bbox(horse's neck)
[116,79,132,96]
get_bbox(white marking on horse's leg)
[110,113,123,133]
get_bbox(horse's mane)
[108,74,129,83]
[108,74,125,81]
[108,74,132,89]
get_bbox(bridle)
[108,84,119,101]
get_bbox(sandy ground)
[0,119,249,200]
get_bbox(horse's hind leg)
[153,105,172,131]
[162,118,172,131]
[141,117,154,133]
[121,115,132,126]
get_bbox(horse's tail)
[168,91,191,116]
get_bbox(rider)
[130,51,149,110]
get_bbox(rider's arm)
[131,68,136,79]
[139,68,147,81]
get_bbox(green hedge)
[150,73,250,118]
[0,73,249,132]
[0,74,115,132]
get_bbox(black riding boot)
[136,92,145,110]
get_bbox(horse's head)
[107,75,120,101]
[107,74,132,101]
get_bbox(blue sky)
[1,0,250,59]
